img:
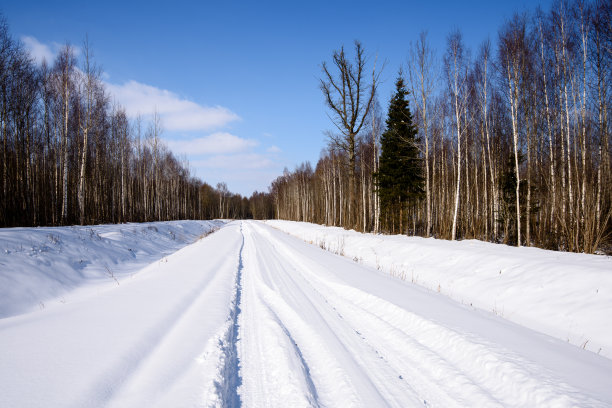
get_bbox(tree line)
[269,0,611,253]
[0,15,275,227]
[2,0,610,253]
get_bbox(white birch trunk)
[61,78,69,223]
[451,56,462,241]
[507,58,522,247]
[539,22,556,234]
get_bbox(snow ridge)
[0,220,224,318]
[215,222,244,407]
[265,304,321,407]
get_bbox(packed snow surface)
[1,220,611,407]
[267,220,612,359]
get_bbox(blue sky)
[3,0,549,196]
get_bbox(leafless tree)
[408,31,437,237]
[320,41,381,227]
[444,30,469,241]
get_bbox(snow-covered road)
[1,221,611,407]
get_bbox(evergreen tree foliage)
[375,76,424,232]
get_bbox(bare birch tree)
[77,37,101,225]
[500,14,528,247]
[408,31,437,237]
[54,44,76,224]
[444,31,468,241]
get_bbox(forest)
[271,0,611,253]
[0,14,272,227]
[1,0,610,254]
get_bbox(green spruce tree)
[375,76,424,233]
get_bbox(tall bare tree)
[53,44,76,224]
[77,37,101,225]
[444,30,468,241]
[320,41,381,227]
[408,31,437,237]
[499,14,528,247]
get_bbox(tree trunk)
[507,58,521,247]
[539,21,556,235]
[61,78,69,224]
[78,125,88,225]
[451,65,462,241]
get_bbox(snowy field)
[1,220,611,407]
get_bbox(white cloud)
[193,153,274,170]
[105,80,240,132]
[21,36,54,65]
[20,37,238,133]
[167,132,257,155]
[21,36,81,66]
[54,41,80,56]
[266,145,281,153]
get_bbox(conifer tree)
[375,76,424,233]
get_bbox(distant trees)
[249,191,274,219]
[270,0,611,254]
[0,15,257,226]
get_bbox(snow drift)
[0,220,224,318]
[265,220,612,359]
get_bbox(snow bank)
[266,220,612,359]
[0,220,224,318]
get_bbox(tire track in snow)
[215,222,244,407]
[242,221,422,407]
[63,225,240,408]
[251,221,606,408]
[259,250,421,407]
[76,282,214,407]
[239,222,328,407]
[263,303,321,407]
[268,251,501,407]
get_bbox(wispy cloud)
[21,36,239,133]
[105,80,240,132]
[21,36,54,65]
[21,36,81,66]
[167,132,257,155]
[266,145,281,153]
[193,153,274,170]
